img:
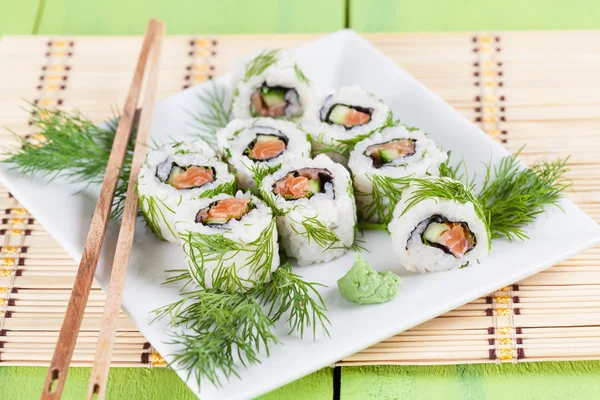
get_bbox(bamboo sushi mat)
[0,31,599,368]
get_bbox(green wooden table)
[2,1,600,399]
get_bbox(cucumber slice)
[205,217,229,225]
[422,222,449,244]
[262,89,286,107]
[307,179,321,195]
[328,104,350,125]
[379,148,400,164]
[167,166,185,183]
[255,134,281,144]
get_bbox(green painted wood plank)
[0,366,332,399]
[37,0,345,34]
[341,362,600,399]
[350,0,600,31]
[0,0,41,35]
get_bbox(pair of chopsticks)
[41,19,165,400]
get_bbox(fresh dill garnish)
[355,174,411,224]
[294,64,311,85]
[311,131,374,159]
[243,49,279,81]
[438,151,465,181]
[357,222,389,232]
[180,218,277,293]
[256,262,330,338]
[2,105,135,219]
[154,261,329,388]
[478,152,570,241]
[155,289,278,387]
[244,161,282,189]
[194,178,236,199]
[186,80,232,148]
[139,195,178,241]
[292,215,345,251]
[310,116,394,159]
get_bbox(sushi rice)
[349,125,447,223]
[231,49,315,121]
[137,146,235,243]
[175,192,279,292]
[216,118,312,189]
[303,86,393,163]
[260,154,357,266]
[388,177,491,273]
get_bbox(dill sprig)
[311,131,374,159]
[256,263,330,338]
[244,49,279,81]
[310,116,394,159]
[154,262,330,388]
[2,105,134,219]
[478,152,570,241]
[294,64,311,85]
[195,179,237,199]
[186,81,232,148]
[155,289,278,387]
[355,174,411,224]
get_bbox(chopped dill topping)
[244,49,279,81]
[294,63,311,85]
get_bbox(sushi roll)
[216,118,312,189]
[349,125,447,224]
[388,177,491,273]
[303,86,393,163]
[231,49,315,120]
[260,154,357,266]
[175,192,279,292]
[137,147,236,243]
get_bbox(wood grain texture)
[350,0,600,32]
[37,0,345,34]
[40,20,160,400]
[86,21,164,400]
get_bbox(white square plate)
[1,30,600,400]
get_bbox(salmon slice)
[208,198,251,220]
[274,175,310,198]
[171,166,214,190]
[344,109,371,127]
[382,139,415,155]
[249,138,286,160]
[439,225,473,258]
[251,91,287,117]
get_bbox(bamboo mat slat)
[0,31,599,368]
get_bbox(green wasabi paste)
[337,254,402,305]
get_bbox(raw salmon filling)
[273,168,334,200]
[195,198,254,226]
[321,103,373,129]
[364,139,417,168]
[250,84,302,118]
[419,215,476,258]
[157,162,215,190]
[244,133,288,161]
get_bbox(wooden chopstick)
[86,21,165,400]
[40,19,161,400]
